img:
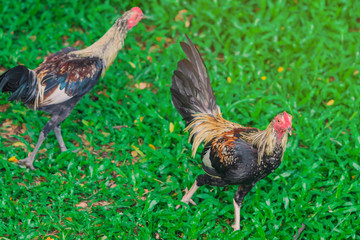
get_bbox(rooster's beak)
[287,127,292,135]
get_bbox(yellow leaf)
[227,77,231,83]
[326,100,334,106]
[140,116,144,122]
[129,61,136,68]
[12,142,26,147]
[45,237,54,240]
[169,122,174,133]
[156,36,162,42]
[8,156,18,163]
[65,217,73,222]
[354,70,359,76]
[149,144,156,150]
[278,66,284,73]
[131,145,145,157]
[131,151,138,157]
[261,76,266,80]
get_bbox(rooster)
[170,35,292,231]
[0,7,145,170]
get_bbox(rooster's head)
[273,111,292,140]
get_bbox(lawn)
[0,0,359,239]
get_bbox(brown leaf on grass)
[329,76,335,82]
[145,24,156,32]
[0,104,10,112]
[147,56,153,63]
[17,182,27,187]
[75,201,89,210]
[354,70,359,76]
[78,133,91,146]
[134,82,153,90]
[0,65,7,74]
[92,201,112,207]
[175,9,188,22]
[72,40,84,47]
[131,151,138,158]
[61,35,70,46]
[108,180,117,189]
[326,100,335,106]
[65,217,73,222]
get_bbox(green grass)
[0,0,359,239]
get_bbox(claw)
[176,184,198,209]
[18,158,36,170]
[231,224,240,231]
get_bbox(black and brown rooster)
[171,35,292,231]
[0,7,145,170]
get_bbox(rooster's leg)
[18,115,64,170]
[54,124,67,152]
[18,132,47,170]
[176,180,199,209]
[232,185,252,231]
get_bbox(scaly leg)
[18,115,61,170]
[54,124,67,152]
[176,180,199,209]
[232,185,253,231]
[18,132,47,170]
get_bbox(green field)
[0,0,359,239]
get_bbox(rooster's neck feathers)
[74,17,129,75]
[242,122,288,164]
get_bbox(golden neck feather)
[74,19,129,75]
[243,122,288,164]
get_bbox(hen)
[0,7,145,170]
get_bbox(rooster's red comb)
[131,7,143,15]
[283,111,292,126]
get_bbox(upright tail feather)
[0,65,38,104]
[170,35,220,125]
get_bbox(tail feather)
[170,35,219,124]
[0,65,37,104]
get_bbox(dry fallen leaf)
[169,122,174,133]
[175,9,188,21]
[75,202,88,208]
[227,77,231,83]
[326,100,335,106]
[134,82,152,90]
[128,61,136,68]
[65,217,73,222]
[8,156,18,163]
[149,144,156,150]
[131,151,138,157]
[12,142,26,147]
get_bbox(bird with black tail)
[170,35,292,231]
[0,7,145,170]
